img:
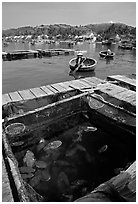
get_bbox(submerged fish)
[98,145,108,153]
[21,173,34,180]
[41,169,51,181]
[65,147,77,157]
[35,160,48,169]
[19,166,35,173]
[84,126,97,132]
[57,172,70,193]
[11,141,24,146]
[44,140,62,151]
[36,138,47,152]
[54,160,70,167]
[29,174,41,187]
[23,150,36,167]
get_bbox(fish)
[21,173,34,180]
[84,126,97,132]
[11,141,24,146]
[54,160,70,167]
[98,145,108,153]
[43,140,62,151]
[35,160,48,169]
[65,147,77,157]
[29,174,41,187]
[76,144,86,152]
[41,169,51,181]
[23,150,36,167]
[19,166,35,173]
[57,172,70,193]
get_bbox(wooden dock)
[2,48,75,61]
[2,74,136,202]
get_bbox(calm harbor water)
[2,42,136,94]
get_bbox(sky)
[2,1,136,30]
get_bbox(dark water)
[14,114,132,202]
[2,41,136,94]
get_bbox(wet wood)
[30,87,47,98]
[51,83,67,92]
[9,91,23,102]
[2,93,12,105]
[2,157,14,202]
[40,86,54,95]
[46,85,59,94]
[107,75,136,91]
[18,89,36,100]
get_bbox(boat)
[69,57,97,71]
[2,78,136,202]
[99,50,115,59]
[102,40,112,45]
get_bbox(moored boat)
[69,57,97,72]
[99,50,115,59]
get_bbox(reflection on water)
[2,41,136,94]
[69,70,95,80]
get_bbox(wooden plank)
[2,157,14,202]
[51,83,67,92]
[80,78,96,87]
[58,82,73,91]
[9,91,23,102]
[30,87,47,98]
[86,77,104,85]
[107,75,136,91]
[18,89,36,100]
[46,85,59,94]
[2,94,12,106]
[40,86,54,95]
[77,79,92,89]
[97,83,127,96]
[69,80,87,89]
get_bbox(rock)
[23,150,36,167]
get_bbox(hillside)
[2,23,136,40]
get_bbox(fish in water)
[44,140,62,151]
[57,172,70,193]
[21,173,34,180]
[23,150,36,167]
[41,169,51,181]
[36,138,47,152]
[35,160,48,169]
[84,126,97,132]
[29,173,41,187]
[54,160,70,167]
[65,147,78,157]
[76,144,86,152]
[98,145,108,153]
[19,166,35,174]
[11,141,24,146]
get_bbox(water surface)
[2,42,136,94]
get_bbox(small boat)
[99,50,115,59]
[69,57,97,71]
[102,40,112,45]
[118,44,133,50]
